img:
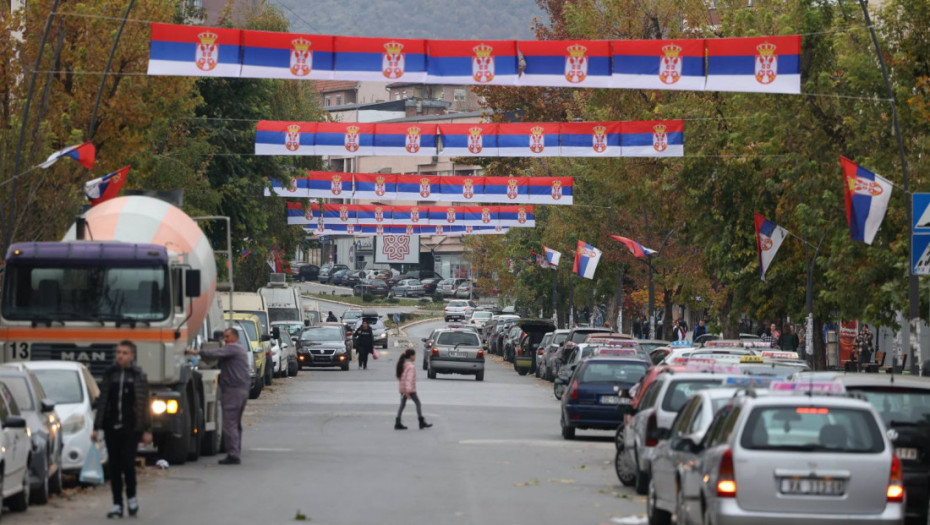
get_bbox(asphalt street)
[9,312,645,525]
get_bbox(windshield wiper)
[29,315,65,327]
[56,311,105,326]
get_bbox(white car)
[24,362,107,475]
[0,382,31,512]
[469,310,493,330]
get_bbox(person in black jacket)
[92,340,152,519]
[354,320,374,369]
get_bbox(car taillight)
[477,350,484,358]
[569,380,579,400]
[887,454,904,502]
[431,348,439,356]
[537,347,545,356]
[645,411,660,447]
[716,448,737,498]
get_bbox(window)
[436,332,480,346]
[454,89,466,102]
[300,326,344,342]
[32,370,84,404]
[670,397,701,438]
[661,379,723,412]
[0,378,33,411]
[639,381,661,410]
[325,97,331,107]
[335,95,342,105]
[740,406,884,453]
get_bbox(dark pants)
[358,349,371,368]
[397,393,423,419]
[104,429,139,506]
[222,388,249,459]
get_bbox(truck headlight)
[152,400,167,415]
[61,414,86,434]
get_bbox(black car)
[354,278,390,297]
[295,264,319,282]
[0,366,63,504]
[511,319,556,375]
[295,323,351,370]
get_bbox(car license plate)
[3,342,30,361]
[780,477,846,496]
[447,351,465,358]
[600,395,621,405]
[896,447,919,460]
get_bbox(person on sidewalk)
[186,328,250,465]
[354,320,374,370]
[693,319,708,342]
[92,340,152,519]
[778,325,800,353]
[395,349,432,430]
[856,325,874,372]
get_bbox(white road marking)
[611,515,647,524]
[458,439,613,450]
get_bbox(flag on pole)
[753,213,788,281]
[572,240,602,279]
[41,142,96,170]
[84,166,128,206]
[543,246,561,268]
[841,157,892,245]
[610,235,656,257]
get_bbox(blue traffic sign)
[913,193,930,231]
[912,233,930,275]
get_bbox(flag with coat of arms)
[572,240,602,279]
[84,166,128,206]
[753,213,788,281]
[841,157,891,245]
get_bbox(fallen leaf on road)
[548,478,576,484]
[513,479,540,487]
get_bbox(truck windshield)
[2,264,169,322]
[268,308,300,323]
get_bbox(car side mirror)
[261,334,271,342]
[5,415,26,429]
[671,436,701,453]
[272,327,281,340]
[40,399,55,413]
[648,426,670,443]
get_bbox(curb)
[301,293,366,309]
[397,316,443,337]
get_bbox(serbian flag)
[426,40,519,86]
[753,213,788,280]
[84,166,128,206]
[497,123,561,157]
[40,142,96,170]
[517,40,612,88]
[315,122,374,157]
[148,23,242,77]
[354,173,397,200]
[286,202,320,225]
[306,171,353,198]
[373,123,438,156]
[610,235,657,258]
[706,36,802,94]
[842,157,892,245]
[573,240,602,279]
[255,121,316,156]
[527,177,573,205]
[499,205,535,227]
[357,205,394,225]
[621,120,684,157]
[543,246,561,268]
[560,122,621,157]
[322,204,358,225]
[241,30,334,80]
[426,206,466,226]
[459,206,495,226]
[484,177,527,204]
[439,176,485,202]
[392,205,429,226]
[611,39,706,91]
[333,36,427,82]
[396,174,440,201]
[266,177,313,198]
[437,123,499,157]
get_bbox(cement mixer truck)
[0,196,226,465]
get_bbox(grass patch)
[303,293,425,308]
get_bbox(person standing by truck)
[92,341,152,519]
[353,320,375,370]
[186,328,250,465]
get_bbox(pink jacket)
[399,360,416,395]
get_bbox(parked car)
[231,312,273,397]
[330,269,351,286]
[0,382,31,512]
[469,310,493,331]
[558,358,648,440]
[342,270,367,288]
[24,362,107,477]
[392,279,425,297]
[444,300,476,322]
[538,329,570,381]
[354,279,390,297]
[320,264,349,284]
[427,329,485,381]
[438,278,468,297]
[401,270,445,282]
[341,309,364,332]
[511,319,556,375]
[490,318,519,355]
[295,323,351,370]
[0,366,63,504]
[454,280,479,299]
[295,264,319,282]
[271,321,301,377]
[551,327,614,375]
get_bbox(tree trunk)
[662,289,674,340]
[813,317,826,371]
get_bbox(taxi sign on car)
[685,358,741,374]
[761,350,799,359]
[769,380,846,394]
[724,375,778,387]
[593,347,638,357]
[739,355,765,363]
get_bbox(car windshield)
[32,369,83,404]
[0,377,33,410]
[449,301,468,308]
[301,327,343,342]
[237,320,259,342]
[553,333,568,345]
[236,310,268,332]
[2,263,170,322]
[436,332,480,346]
[847,387,930,427]
[662,380,723,412]
[343,311,362,321]
[741,405,884,453]
[580,362,648,384]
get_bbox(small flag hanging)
[841,157,892,245]
[609,235,657,258]
[543,246,561,268]
[753,213,788,281]
[239,248,252,260]
[572,240,602,279]
[84,166,128,206]
[41,142,96,170]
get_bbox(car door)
[654,396,701,503]
[0,385,28,491]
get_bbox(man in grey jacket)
[187,328,250,465]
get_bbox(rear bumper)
[430,357,484,374]
[713,499,904,525]
[444,313,466,320]
[563,404,623,430]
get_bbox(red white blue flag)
[241,30,334,80]
[396,175,441,201]
[84,166,128,206]
[621,120,684,157]
[484,177,527,204]
[354,173,397,200]
[333,36,427,82]
[753,213,788,280]
[842,157,891,245]
[526,177,573,205]
[41,142,96,170]
[543,246,562,268]
[426,40,519,85]
[322,204,357,225]
[373,123,438,156]
[437,123,499,157]
[357,205,394,225]
[706,36,801,94]
[611,39,706,91]
[560,122,621,157]
[518,40,612,88]
[148,23,241,77]
[459,206,497,227]
[499,205,535,227]
[315,122,374,157]
[573,240,602,279]
[255,121,315,156]
[497,123,561,157]
[285,202,320,225]
[439,176,486,202]
[610,235,657,258]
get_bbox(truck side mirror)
[212,330,225,341]
[272,327,281,340]
[260,334,271,342]
[185,270,202,298]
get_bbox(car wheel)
[249,380,262,400]
[30,453,49,505]
[676,481,689,525]
[647,477,671,525]
[49,453,63,495]
[422,358,428,371]
[7,456,30,511]
[475,371,484,381]
[634,451,650,496]
[560,416,575,440]
[614,448,636,486]
[553,381,566,401]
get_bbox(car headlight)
[61,414,86,434]
[377,333,387,339]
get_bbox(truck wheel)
[160,396,191,466]
[202,390,222,457]
[49,453,63,495]
[187,403,203,462]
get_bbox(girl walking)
[395,349,432,430]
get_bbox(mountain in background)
[270,0,544,40]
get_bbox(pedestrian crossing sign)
[913,193,930,232]
[912,233,930,275]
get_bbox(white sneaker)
[128,497,139,516]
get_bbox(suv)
[427,329,485,381]
[295,264,319,282]
[444,300,476,322]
